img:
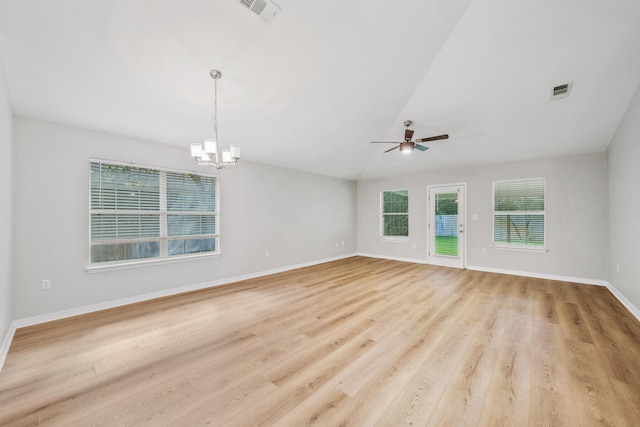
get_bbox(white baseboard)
[0,253,357,372]
[0,324,16,373]
[604,281,640,322]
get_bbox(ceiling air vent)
[551,82,572,100]
[239,0,281,23]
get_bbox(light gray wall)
[608,86,640,310]
[11,117,357,319]
[0,59,12,340]
[357,153,607,281]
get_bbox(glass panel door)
[428,184,465,268]
[435,192,459,256]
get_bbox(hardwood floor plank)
[558,301,595,344]
[224,335,377,426]
[529,386,577,427]
[425,295,507,425]
[271,384,351,427]
[477,278,534,427]
[531,291,576,398]
[332,281,473,399]
[373,319,478,426]
[80,332,310,426]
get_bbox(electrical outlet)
[265,250,270,258]
[481,248,487,255]
[42,279,51,290]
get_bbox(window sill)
[86,252,220,273]
[491,244,548,253]
[380,237,410,243]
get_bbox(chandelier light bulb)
[222,149,232,163]
[191,143,203,158]
[204,138,217,155]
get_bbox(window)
[90,160,218,266]
[493,178,546,250]
[381,190,409,238]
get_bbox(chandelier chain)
[213,72,218,141]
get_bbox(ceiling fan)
[371,120,449,153]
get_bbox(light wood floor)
[1,257,640,426]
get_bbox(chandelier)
[190,69,241,169]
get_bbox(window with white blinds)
[493,178,546,250]
[90,160,218,266]
[381,190,409,238]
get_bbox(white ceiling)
[1,0,639,180]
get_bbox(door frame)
[427,183,467,268]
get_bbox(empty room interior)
[1,0,640,425]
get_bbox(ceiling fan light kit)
[370,119,449,154]
[400,141,414,153]
[190,69,241,169]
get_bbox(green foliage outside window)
[382,190,409,237]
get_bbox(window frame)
[87,159,220,271]
[492,177,547,252]
[380,189,409,241]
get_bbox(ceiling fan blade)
[384,146,399,153]
[415,134,449,143]
[370,141,399,144]
[404,129,414,141]
[415,144,429,152]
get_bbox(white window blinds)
[165,172,217,256]
[493,178,546,249]
[90,161,218,265]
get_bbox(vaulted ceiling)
[1,0,639,179]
